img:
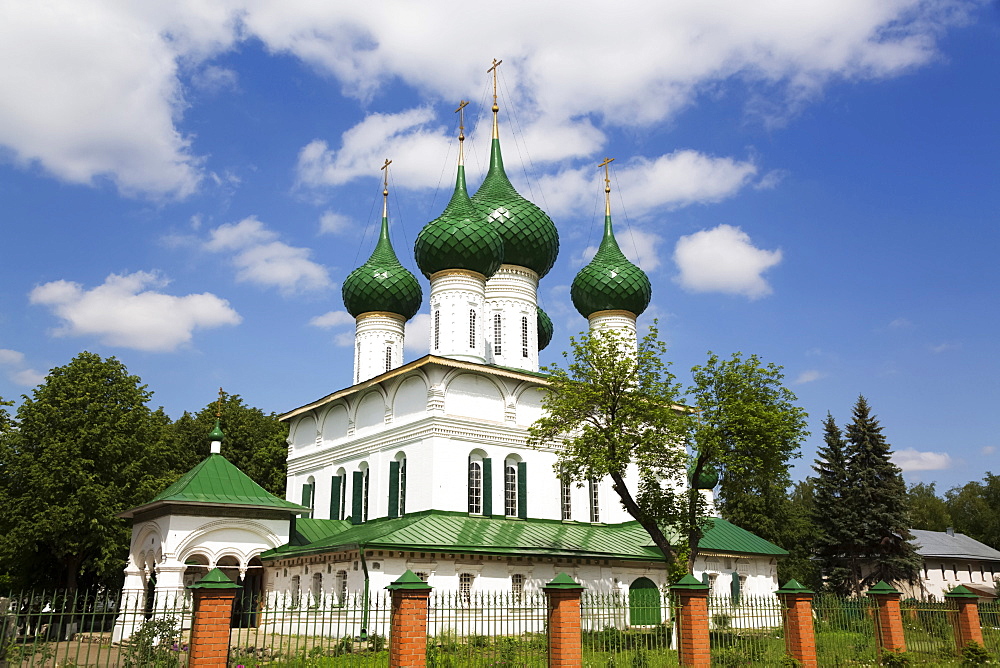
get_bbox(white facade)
[427,270,488,363]
[353,312,406,385]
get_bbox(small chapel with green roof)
[118,66,785,634]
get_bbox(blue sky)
[1,1,997,491]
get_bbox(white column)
[354,312,406,384]
[428,269,487,363]
[485,264,539,372]
[588,309,638,351]
[112,564,147,643]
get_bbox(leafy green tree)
[529,327,691,573]
[168,392,288,495]
[812,413,856,594]
[843,395,921,593]
[0,352,178,590]
[945,473,1000,550]
[687,352,809,567]
[529,327,808,575]
[779,480,822,589]
[907,482,952,532]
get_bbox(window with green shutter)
[388,460,400,519]
[351,471,363,525]
[330,475,343,520]
[301,482,314,516]
[482,457,493,516]
[517,461,527,519]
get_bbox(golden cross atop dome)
[381,158,392,215]
[455,100,469,141]
[488,59,503,110]
[599,157,615,215]
[215,387,223,419]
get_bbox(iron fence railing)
[0,588,191,667]
[706,594,785,666]
[811,593,878,666]
[981,598,1000,658]
[899,598,958,664]
[425,591,547,666]
[581,590,676,667]
[228,590,390,666]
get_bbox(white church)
[118,84,785,631]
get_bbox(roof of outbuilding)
[260,510,787,561]
[910,529,1000,561]
[121,454,308,518]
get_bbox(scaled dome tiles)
[471,139,559,278]
[343,218,422,320]
[415,166,504,279]
[571,215,652,318]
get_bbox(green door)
[628,577,661,626]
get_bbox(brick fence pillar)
[867,581,906,655]
[671,574,710,668]
[777,579,817,667]
[544,573,584,668]
[386,570,432,668]
[188,567,240,667]
[945,585,984,653]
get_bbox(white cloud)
[205,217,332,293]
[888,317,913,329]
[0,349,44,387]
[319,211,353,235]
[981,445,995,456]
[29,271,241,352]
[310,311,355,329]
[404,313,430,354]
[892,448,953,472]
[296,108,454,190]
[794,369,825,384]
[0,0,975,198]
[541,151,758,218]
[191,65,239,93]
[930,342,960,353]
[673,224,782,298]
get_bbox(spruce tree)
[811,413,855,594]
[843,395,921,592]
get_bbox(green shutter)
[701,573,709,586]
[517,461,527,519]
[731,572,741,603]
[301,483,313,516]
[351,471,363,525]
[388,460,400,519]
[330,476,342,520]
[482,457,493,517]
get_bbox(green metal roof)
[260,510,786,561]
[342,212,422,320]
[470,138,559,278]
[126,454,307,516]
[571,213,651,318]
[415,165,503,279]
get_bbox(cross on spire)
[599,157,615,215]
[381,158,392,216]
[488,59,503,110]
[215,387,223,418]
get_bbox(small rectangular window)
[433,310,440,350]
[511,573,525,602]
[493,314,502,356]
[589,478,600,523]
[560,476,572,521]
[469,310,477,349]
[521,316,529,358]
[459,573,474,605]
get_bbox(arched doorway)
[628,577,661,626]
[233,557,264,628]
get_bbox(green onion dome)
[208,419,225,442]
[537,306,553,351]
[470,137,559,278]
[415,165,504,279]
[571,214,652,318]
[693,466,720,490]
[343,213,422,320]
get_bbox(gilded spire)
[455,100,469,166]
[488,58,502,139]
[599,157,615,217]
[342,160,422,319]
[209,387,225,454]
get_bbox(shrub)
[961,640,994,666]
[120,617,183,668]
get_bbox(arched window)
[310,572,323,607]
[335,570,348,605]
[589,478,600,523]
[469,310,477,348]
[389,453,406,518]
[433,310,440,350]
[511,573,525,602]
[302,476,316,515]
[560,475,572,521]
[331,469,347,520]
[521,316,529,358]
[505,456,526,519]
[493,314,502,356]
[459,573,475,605]
[468,458,482,515]
[290,575,301,608]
